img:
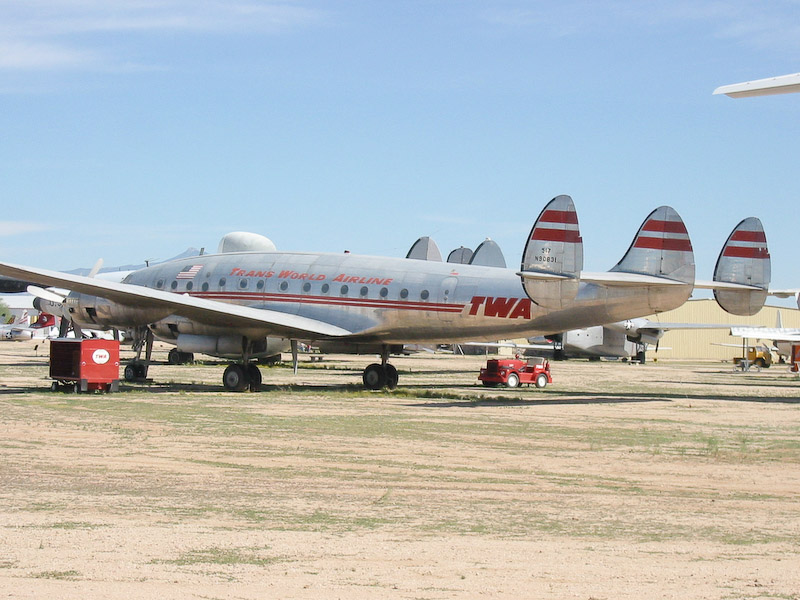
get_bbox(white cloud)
[0,221,56,236]
[0,0,326,71]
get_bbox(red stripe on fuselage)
[633,236,693,252]
[531,228,582,243]
[194,292,467,313]
[641,220,688,234]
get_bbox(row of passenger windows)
[157,278,433,300]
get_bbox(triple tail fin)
[611,206,695,284]
[713,218,770,315]
[519,195,583,308]
[608,206,695,312]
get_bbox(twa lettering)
[333,273,394,285]
[468,296,531,319]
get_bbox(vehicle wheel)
[223,364,249,392]
[135,362,147,379]
[247,363,262,392]
[535,373,548,389]
[384,364,399,390]
[362,363,387,390]
[506,373,520,388]
[50,381,59,392]
[482,381,498,387]
[168,348,182,365]
[124,363,138,381]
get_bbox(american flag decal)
[176,265,203,279]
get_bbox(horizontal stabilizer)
[713,217,770,316]
[520,195,583,309]
[731,326,800,342]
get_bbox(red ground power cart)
[49,339,120,393]
[478,357,553,389]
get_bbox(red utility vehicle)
[478,357,552,389]
[49,338,120,393]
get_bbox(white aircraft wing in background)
[714,73,800,98]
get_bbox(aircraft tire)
[535,373,548,389]
[363,363,387,390]
[223,364,249,392]
[247,363,262,392]
[506,373,520,388]
[385,364,398,389]
[168,349,181,365]
[124,362,145,382]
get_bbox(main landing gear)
[124,327,154,382]
[222,363,262,392]
[362,346,399,390]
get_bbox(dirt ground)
[0,341,798,599]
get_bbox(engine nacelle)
[175,334,288,359]
[64,293,173,329]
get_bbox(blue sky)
[1,1,798,301]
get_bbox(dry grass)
[0,341,799,599]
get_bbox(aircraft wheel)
[384,364,398,390]
[505,373,520,388]
[636,350,646,364]
[535,373,548,389]
[124,362,144,382]
[168,348,182,365]
[223,364,249,392]
[363,363,387,390]
[247,363,262,392]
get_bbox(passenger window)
[256,280,265,290]
[360,286,368,297]
[186,281,193,291]
[340,285,349,295]
[303,282,312,293]
[280,281,288,291]
[170,281,178,290]
[420,290,429,300]
[400,288,409,299]
[379,287,388,298]
[202,282,209,292]
[239,279,248,289]
[219,277,226,288]
[321,283,330,294]
[156,279,164,289]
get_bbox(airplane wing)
[714,73,800,98]
[0,261,352,339]
[730,327,800,342]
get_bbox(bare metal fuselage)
[68,251,692,345]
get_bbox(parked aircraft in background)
[714,72,800,98]
[0,196,772,391]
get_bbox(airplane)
[714,72,800,98]
[0,196,772,392]
[1,312,58,341]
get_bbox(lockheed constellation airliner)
[0,196,771,391]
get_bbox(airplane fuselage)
[65,251,692,345]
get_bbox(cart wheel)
[73,383,80,394]
[50,381,59,392]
